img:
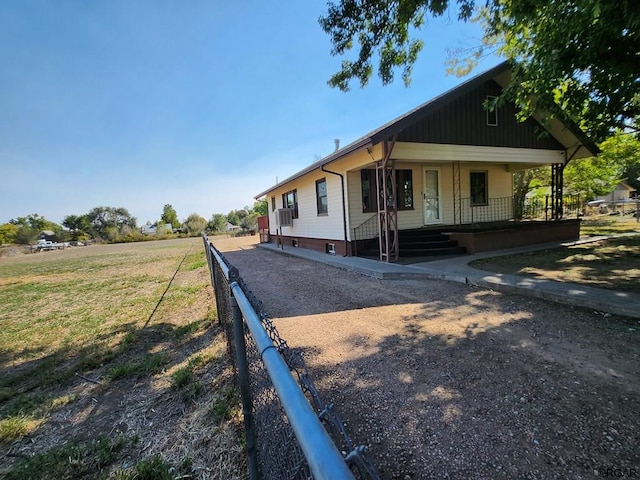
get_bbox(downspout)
[321,165,349,257]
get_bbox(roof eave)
[254,137,372,199]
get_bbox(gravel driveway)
[212,236,640,480]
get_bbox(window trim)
[315,178,328,215]
[470,170,489,206]
[486,95,498,127]
[282,189,299,219]
[361,169,414,213]
[271,196,276,212]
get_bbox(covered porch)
[348,145,580,259]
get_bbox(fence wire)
[204,237,380,480]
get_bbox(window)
[470,171,488,206]
[361,170,377,212]
[361,169,414,213]
[486,95,498,126]
[271,196,276,212]
[282,189,298,218]
[316,178,328,215]
[396,170,414,209]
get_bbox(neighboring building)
[225,222,241,232]
[596,182,636,203]
[39,230,56,241]
[255,61,598,260]
[140,223,172,235]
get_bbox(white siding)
[268,172,345,240]
[348,161,514,230]
[263,142,555,240]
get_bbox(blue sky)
[0,1,501,225]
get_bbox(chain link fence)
[203,236,380,480]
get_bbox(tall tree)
[564,156,621,201]
[513,167,550,219]
[10,213,48,231]
[320,0,640,140]
[160,204,180,229]
[10,214,64,243]
[208,214,228,233]
[63,214,93,240]
[253,199,268,216]
[86,207,137,240]
[0,223,18,245]
[240,212,259,233]
[227,211,240,226]
[183,213,207,236]
[598,131,640,192]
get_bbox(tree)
[10,214,64,244]
[208,214,228,233]
[183,213,207,236]
[63,214,93,240]
[160,204,180,229]
[0,223,18,245]
[227,211,240,226]
[253,199,268,216]
[10,213,48,231]
[240,212,259,233]
[564,156,621,201]
[598,131,640,192]
[320,0,640,140]
[513,167,549,219]
[86,206,137,240]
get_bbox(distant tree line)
[0,200,268,246]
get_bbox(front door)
[423,168,442,224]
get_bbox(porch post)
[551,163,564,220]
[452,161,461,225]
[377,136,398,262]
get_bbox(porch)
[352,195,582,257]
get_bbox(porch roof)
[255,61,598,199]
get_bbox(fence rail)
[203,235,380,480]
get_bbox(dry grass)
[0,238,246,479]
[471,217,640,293]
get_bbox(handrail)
[353,214,379,241]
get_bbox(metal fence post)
[228,266,259,480]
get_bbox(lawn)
[0,238,245,479]
[471,217,640,293]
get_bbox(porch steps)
[398,229,466,257]
[359,229,466,258]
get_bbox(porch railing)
[457,196,514,225]
[519,194,581,221]
[352,215,378,256]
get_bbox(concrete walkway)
[258,238,640,319]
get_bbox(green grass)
[580,216,640,236]
[6,435,129,480]
[209,386,239,424]
[107,353,171,380]
[0,415,36,443]
[113,454,193,480]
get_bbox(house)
[255,61,598,260]
[596,182,636,203]
[225,222,241,232]
[140,223,172,235]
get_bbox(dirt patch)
[213,236,640,479]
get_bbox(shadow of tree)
[221,244,640,479]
